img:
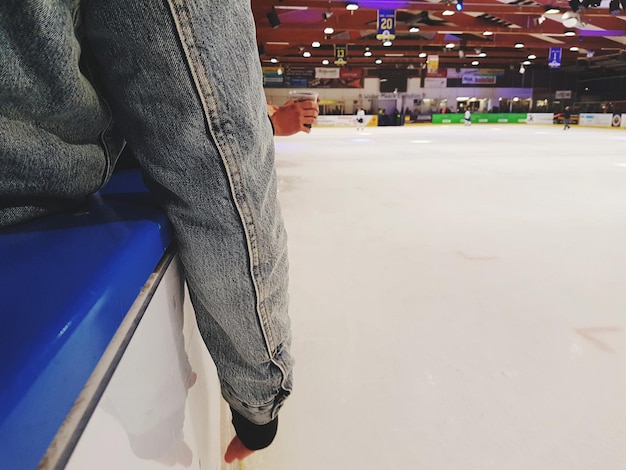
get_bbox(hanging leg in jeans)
[1,0,293,461]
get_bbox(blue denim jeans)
[0,0,293,431]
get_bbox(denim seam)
[165,1,287,384]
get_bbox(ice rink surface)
[245,124,626,470]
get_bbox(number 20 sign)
[376,10,396,41]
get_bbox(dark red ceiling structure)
[251,0,626,71]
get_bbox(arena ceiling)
[251,0,626,71]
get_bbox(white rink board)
[66,259,234,470]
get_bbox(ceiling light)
[364,50,372,57]
[324,27,334,34]
[478,52,487,57]
[445,43,455,49]
[383,40,392,46]
[409,26,420,32]
[346,2,359,10]
[562,12,579,28]
[471,60,479,66]
[442,9,455,15]
[303,51,311,57]
[564,30,576,36]
[515,43,524,48]
[570,46,579,51]
[270,57,278,63]
[483,31,493,36]
[322,59,330,65]
[312,41,321,48]
[523,60,531,65]
[419,52,427,58]
[528,54,537,59]
[375,58,383,64]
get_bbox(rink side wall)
[309,113,626,128]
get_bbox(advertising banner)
[427,55,439,74]
[308,67,363,88]
[262,66,284,87]
[432,113,527,124]
[461,71,496,85]
[283,66,314,87]
[424,77,446,88]
[315,68,340,79]
[611,113,623,127]
[316,115,375,127]
[579,113,613,127]
[526,113,556,125]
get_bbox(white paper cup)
[288,90,318,103]
[288,91,318,128]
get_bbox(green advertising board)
[431,113,527,124]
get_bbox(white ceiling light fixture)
[471,60,479,66]
[312,41,321,48]
[483,31,494,36]
[270,57,278,63]
[528,54,537,59]
[383,40,393,46]
[445,43,456,49]
[570,46,579,51]
[523,60,531,65]
[346,2,359,11]
[419,52,427,58]
[409,26,420,33]
[322,59,330,65]
[324,27,334,34]
[364,49,372,57]
[303,51,311,57]
[442,9,455,15]
[479,52,487,57]
[375,58,383,64]
[515,42,524,48]
[564,30,576,36]
[562,11,579,28]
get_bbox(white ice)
[245,124,626,470]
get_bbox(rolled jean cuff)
[231,408,278,450]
